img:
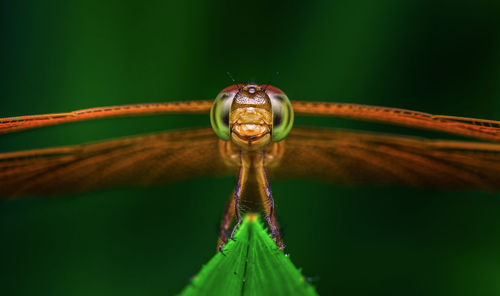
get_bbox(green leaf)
[179,214,318,296]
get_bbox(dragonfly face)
[210,84,294,151]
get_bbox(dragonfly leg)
[256,156,285,250]
[216,191,235,253]
[217,153,249,253]
[229,168,245,241]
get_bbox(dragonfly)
[1,83,500,252]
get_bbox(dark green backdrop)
[1,1,499,295]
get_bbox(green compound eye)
[210,92,232,141]
[271,93,294,142]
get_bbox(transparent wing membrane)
[0,128,233,198]
[271,127,500,190]
[3,126,500,198]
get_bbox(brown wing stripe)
[0,100,213,134]
[292,101,500,142]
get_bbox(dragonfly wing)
[0,100,213,134]
[292,101,500,142]
[270,127,500,190]
[0,128,234,198]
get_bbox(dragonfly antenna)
[226,72,243,92]
[263,71,279,92]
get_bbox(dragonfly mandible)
[1,83,500,251]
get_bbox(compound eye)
[271,93,294,142]
[210,92,232,140]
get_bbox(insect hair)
[226,71,243,93]
[263,71,280,93]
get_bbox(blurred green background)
[1,1,500,295]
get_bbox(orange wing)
[271,127,500,190]
[292,101,500,142]
[0,128,234,198]
[3,100,499,143]
[3,126,499,198]
[0,100,213,134]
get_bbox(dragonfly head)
[229,85,273,150]
[211,84,294,151]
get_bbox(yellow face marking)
[229,85,274,151]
